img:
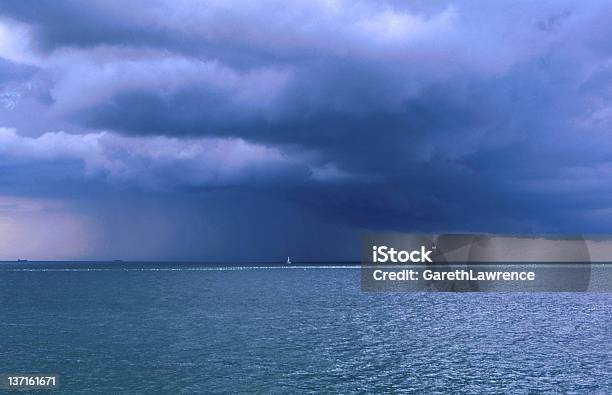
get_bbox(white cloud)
[0,127,348,189]
[0,21,36,64]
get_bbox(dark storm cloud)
[1,0,612,260]
[0,57,36,83]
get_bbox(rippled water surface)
[0,264,610,393]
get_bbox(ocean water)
[0,263,610,394]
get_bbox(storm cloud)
[1,1,612,259]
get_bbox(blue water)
[0,264,610,394]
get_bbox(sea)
[0,262,610,394]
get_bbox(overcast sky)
[1,1,612,260]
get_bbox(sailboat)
[286,256,291,265]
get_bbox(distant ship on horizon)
[17,259,28,262]
[286,256,291,265]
